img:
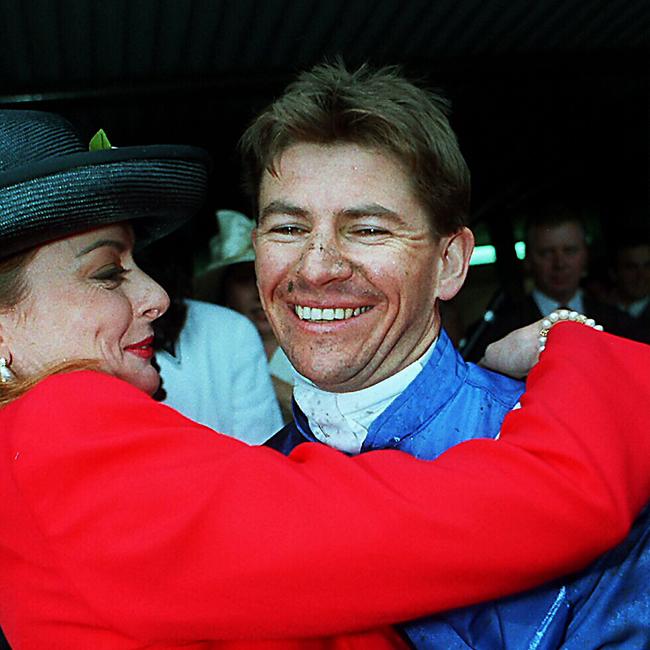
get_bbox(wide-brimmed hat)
[193,209,256,301]
[0,109,211,259]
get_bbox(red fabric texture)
[0,323,648,648]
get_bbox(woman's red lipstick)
[124,336,155,359]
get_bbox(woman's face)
[0,223,169,394]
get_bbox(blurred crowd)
[461,201,649,361]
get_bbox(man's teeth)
[294,305,372,321]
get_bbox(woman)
[194,209,295,421]
[0,110,649,649]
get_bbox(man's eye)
[352,227,389,237]
[271,225,304,236]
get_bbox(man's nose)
[295,233,353,286]
[552,252,567,268]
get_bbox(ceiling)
[1,0,648,244]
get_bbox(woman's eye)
[92,265,130,286]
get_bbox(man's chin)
[299,366,371,393]
[548,281,579,295]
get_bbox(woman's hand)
[479,319,543,378]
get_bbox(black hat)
[0,109,210,259]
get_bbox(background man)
[610,233,650,336]
[466,203,643,359]
[240,62,648,648]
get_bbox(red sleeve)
[6,322,650,642]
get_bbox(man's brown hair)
[239,61,470,236]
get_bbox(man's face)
[527,221,588,303]
[615,244,650,303]
[253,142,471,393]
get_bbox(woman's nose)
[136,270,170,320]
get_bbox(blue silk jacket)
[267,329,650,649]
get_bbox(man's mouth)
[293,305,373,322]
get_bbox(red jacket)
[0,323,649,648]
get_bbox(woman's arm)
[8,323,650,641]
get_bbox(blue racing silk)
[267,329,650,648]
[267,328,523,459]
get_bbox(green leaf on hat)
[89,129,113,151]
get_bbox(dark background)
[1,0,648,317]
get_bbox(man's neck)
[293,338,438,454]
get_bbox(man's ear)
[437,227,474,301]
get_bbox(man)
[610,233,650,337]
[241,62,649,648]
[466,204,644,360]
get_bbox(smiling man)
[240,62,649,648]
[253,142,470,394]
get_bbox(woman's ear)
[437,227,474,301]
[0,326,15,381]
[0,325,12,361]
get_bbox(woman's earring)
[0,356,16,383]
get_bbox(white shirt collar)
[532,288,584,316]
[293,338,437,454]
[619,296,649,318]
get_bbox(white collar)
[532,288,584,316]
[293,338,437,454]
[619,296,649,318]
